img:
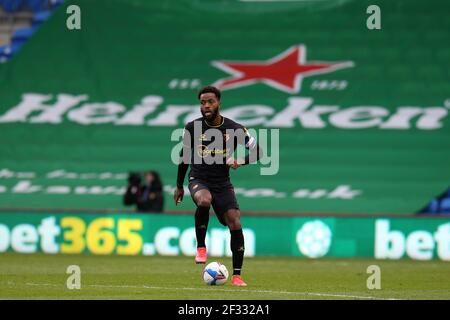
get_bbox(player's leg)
[188,181,212,263]
[223,208,247,286]
[211,184,247,286]
[193,188,212,249]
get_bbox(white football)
[202,261,229,285]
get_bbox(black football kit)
[177,116,260,224]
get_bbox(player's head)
[198,86,221,121]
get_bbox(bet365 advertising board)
[1,212,449,261]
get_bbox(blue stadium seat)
[0,45,12,56]
[11,39,27,48]
[32,10,52,25]
[0,42,22,56]
[0,0,23,13]
[441,198,450,213]
[12,27,36,41]
[0,0,58,12]
[50,0,65,6]
[424,198,439,214]
[444,188,450,198]
[26,0,48,12]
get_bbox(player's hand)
[226,157,241,170]
[174,186,184,205]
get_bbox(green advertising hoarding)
[0,212,449,261]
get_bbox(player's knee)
[226,210,241,230]
[228,221,241,230]
[197,195,212,207]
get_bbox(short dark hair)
[198,86,221,101]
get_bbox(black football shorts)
[188,177,239,226]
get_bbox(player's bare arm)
[174,148,189,205]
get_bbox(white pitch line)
[25,283,398,300]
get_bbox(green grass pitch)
[1,253,449,300]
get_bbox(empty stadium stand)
[0,0,62,63]
[421,188,450,214]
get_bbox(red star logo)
[211,45,354,93]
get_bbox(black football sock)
[195,206,210,248]
[230,229,245,275]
